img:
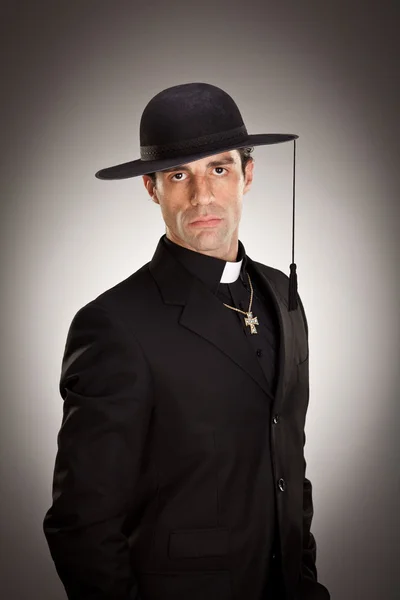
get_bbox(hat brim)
[95,133,298,180]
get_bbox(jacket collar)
[149,235,295,404]
[162,234,248,292]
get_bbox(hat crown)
[139,82,246,147]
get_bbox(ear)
[243,159,254,195]
[142,175,159,204]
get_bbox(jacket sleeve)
[298,468,330,598]
[296,294,331,599]
[297,292,318,581]
[301,440,318,581]
[43,300,154,600]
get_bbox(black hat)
[95,82,299,311]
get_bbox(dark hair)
[146,146,254,185]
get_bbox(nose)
[190,175,214,206]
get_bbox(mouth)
[189,216,222,227]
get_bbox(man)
[43,82,330,600]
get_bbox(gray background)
[1,1,399,599]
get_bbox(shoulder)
[94,262,153,306]
[250,258,308,336]
[70,262,155,329]
[249,258,290,298]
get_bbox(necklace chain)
[222,271,254,315]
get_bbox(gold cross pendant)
[244,311,259,334]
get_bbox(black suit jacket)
[43,236,330,600]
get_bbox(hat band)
[140,125,248,161]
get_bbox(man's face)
[142,149,254,260]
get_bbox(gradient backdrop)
[1,1,399,599]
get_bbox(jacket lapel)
[149,237,295,405]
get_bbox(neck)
[165,230,239,262]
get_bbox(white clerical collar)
[220,258,243,284]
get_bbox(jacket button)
[272,414,279,424]
[256,349,263,357]
[278,478,286,492]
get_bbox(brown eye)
[171,172,185,181]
